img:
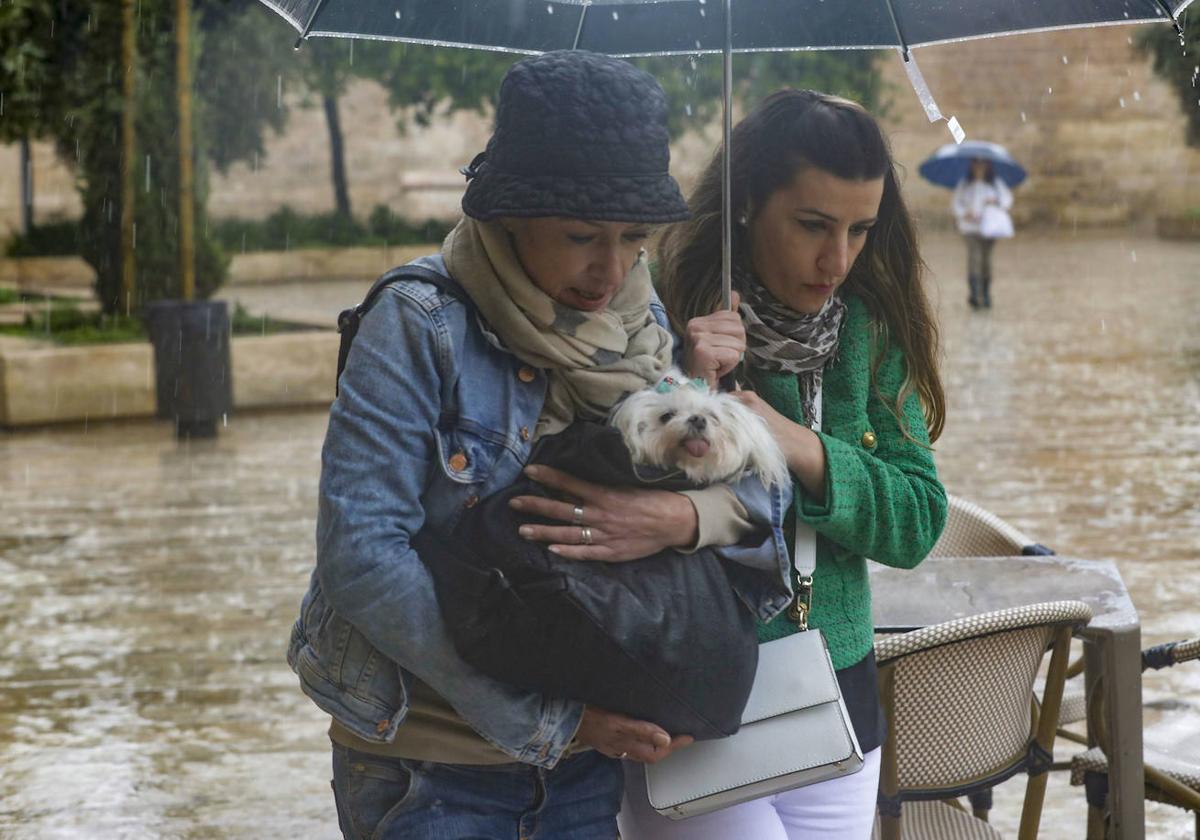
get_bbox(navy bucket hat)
[461,50,691,224]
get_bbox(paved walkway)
[1,230,1198,838]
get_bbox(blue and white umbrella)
[919,140,1028,190]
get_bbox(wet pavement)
[1,229,1198,838]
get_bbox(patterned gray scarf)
[735,263,846,428]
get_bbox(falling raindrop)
[546,3,553,12]
[611,10,619,19]
[1061,55,1069,64]
[277,75,283,109]
[685,104,693,115]
[349,40,354,65]
[145,155,151,192]
[1130,250,1137,263]
[1100,319,1107,333]
[132,222,137,250]
[1133,90,1141,101]
[1119,97,1126,108]
[394,9,401,19]
[1020,111,1027,122]
[699,8,705,15]
[222,413,228,428]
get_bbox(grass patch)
[0,302,310,345]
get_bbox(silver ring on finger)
[580,526,593,546]
[572,505,585,526]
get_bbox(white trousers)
[618,747,881,840]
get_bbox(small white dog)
[610,369,789,490]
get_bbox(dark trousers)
[965,234,995,307]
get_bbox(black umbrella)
[266,0,1190,56]
[257,0,1193,306]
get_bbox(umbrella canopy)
[264,0,1192,54]
[919,140,1027,189]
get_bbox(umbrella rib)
[295,0,333,48]
[881,0,910,59]
[572,1,591,50]
[1151,0,1185,35]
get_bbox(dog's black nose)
[687,415,707,432]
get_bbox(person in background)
[952,157,1014,309]
[287,50,789,840]
[626,89,948,840]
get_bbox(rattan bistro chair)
[929,494,1054,559]
[873,601,1093,840]
[1068,638,1200,839]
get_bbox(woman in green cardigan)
[621,90,948,839]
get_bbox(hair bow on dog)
[654,374,709,394]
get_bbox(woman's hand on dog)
[511,465,699,561]
[575,705,693,763]
[730,389,827,503]
[684,290,745,387]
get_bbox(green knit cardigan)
[750,294,947,670]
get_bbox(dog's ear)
[610,390,651,463]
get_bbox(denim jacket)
[287,255,792,768]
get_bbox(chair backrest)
[876,601,1092,840]
[928,494,1040,558]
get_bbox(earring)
[737,213,748,227]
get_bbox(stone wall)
[0,24,1195,239]
[880,26,1200,230]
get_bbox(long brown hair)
[658,89,945,442]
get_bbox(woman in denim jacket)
[287,51,791,839]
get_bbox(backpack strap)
[335,263,468,396]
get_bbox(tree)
[0,0,85,232]
[1137,15,1200,146]
[4,0,292,314]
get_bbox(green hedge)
[6,220,82,257]
[211,205,453,253]
[6,206,453,259]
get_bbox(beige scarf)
[442,217,674,439]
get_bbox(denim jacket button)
[375,718,389,734]
[518,366,537,383]
[519,426,531,441]
[464,494,480,508]
[449,451,469,471]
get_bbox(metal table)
[871,555,1143,839]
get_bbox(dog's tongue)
[684,438,710,458]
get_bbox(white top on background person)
[952,159,1013,236]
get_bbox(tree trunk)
[19,137,33,235]
[322,93,351,219]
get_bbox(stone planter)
[0,330,339,428]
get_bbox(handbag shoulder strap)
[788,385,820,627]
[334,262,468,397]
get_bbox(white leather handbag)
[643,390,864,819]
